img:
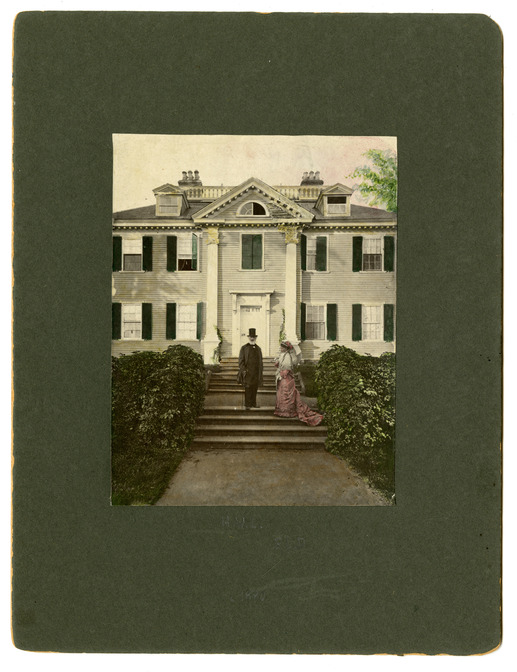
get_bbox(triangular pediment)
[192,177,314,224]
[315,182,355,213]
[320,183,354,196]
[152,183,184,195]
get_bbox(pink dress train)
[274,369,324,426]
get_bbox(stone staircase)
[192,357,327,451]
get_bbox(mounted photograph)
[111,135,397,506]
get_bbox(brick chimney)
[178,170,202,186]
[300,170,323,186]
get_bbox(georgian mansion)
[112,170,396,363]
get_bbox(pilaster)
[203,227,221,364]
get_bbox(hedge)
[111,345,206,505]
[316,345,396,497]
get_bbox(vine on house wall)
[212,325,223,364]
[279,309,286,344]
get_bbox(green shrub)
[316,345,395,497]
[111,345,206,504]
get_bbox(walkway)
[156,448,389,506]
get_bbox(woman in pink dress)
[274,341,324,426]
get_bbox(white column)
[282,225,300,346]
[203,227,221,364]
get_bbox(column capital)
[278,224,302,245]
[205,226,220,245]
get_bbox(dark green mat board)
[12,12,502,653]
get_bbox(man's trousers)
[244,383,259,408]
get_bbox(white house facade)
[112,171,397,363]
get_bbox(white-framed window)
[177,234,198,271]
[305,235,328,271]
[157,194,181,216]
[176,304,197,340]
[362,238,382,271]
[326,195,348,214]
[122,237,142,271]
[238,201,268,216]
[122,303,142,340]
[305,304,326,340]
[362,305,383,341]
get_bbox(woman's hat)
[280,340,293,350]
[248,328,257,337]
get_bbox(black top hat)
[248,328,257,338]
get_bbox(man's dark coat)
[238,343,263,387]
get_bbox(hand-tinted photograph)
[111,135,397,506]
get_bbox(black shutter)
[353,236,363,272]
[301,234,307,271]
[300,302,306,341]
[167,236,177,271]
[327,304,337,341]
[112,236,122,272]
[192,234,198,271]
[142,236,153,271]
[112,303,121,339]
[384,236,395,272]
[242,234,252,269]
[252,234,262,269]
[142,303,152,340]
[166,303,176,340]
[196,302,203,340]
[384,304,394,342]
[316,236,327,271]
[352,304,362,341]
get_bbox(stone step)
[198,413,303,423]
[190,435,326,451]
[222,357,276,362]
[196,423,325,435]
[202,406,277,413]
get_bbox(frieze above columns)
[277,224,302,244]
[205,227,220,245]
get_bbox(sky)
[112,134,397,212]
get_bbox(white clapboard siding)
[112,233,206,356]
[218,228,286,357]
[300,231,396,359]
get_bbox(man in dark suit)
[238,328,263,410]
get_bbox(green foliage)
[212,325,223,364]
[348,149,398,212]
[111,345,206,505]
[279,309,286,344]
[316,345,395,496]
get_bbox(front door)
[239,305,264,350]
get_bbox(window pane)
[123,254,142,271]
[123,239,142,254]
[306,305,325,340]
[363,238,382,254]
[177,236,192,258]
[363,254,382,271]
[178,258,193,271]
[327,197,347,214]
[363,306,381,340]
[123,305,141,339]
[306,238,316,270]
[177,304,196,339]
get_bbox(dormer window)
[315,184,353,216]
[157,194,181,216]
[239,201,268,216]
[327,196,348,214]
